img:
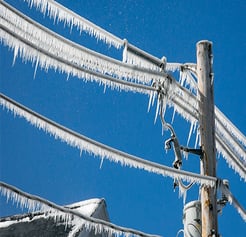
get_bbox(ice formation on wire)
[0,17,156,95]
[0,182,161,237]
[216,136,246,182]
[23,0,123,49]
[0,1,165,87]
[219,181,246,222]
[123,47,160,72]
[215,107,246,161]
[0,94,216,187]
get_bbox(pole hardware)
[180,146,203,160]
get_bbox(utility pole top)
[197,40,213,45]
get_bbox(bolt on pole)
[196,40,218,237]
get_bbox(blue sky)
[0,0,245,236]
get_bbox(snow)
[65,199,103,217]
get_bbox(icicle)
[99,157,104,169]
[171,108,176,124]
[195,128,200,149]
[187,122,193,146]
[185,70,197,93]
[33,55,39,79]
[147,90,157,113]
[154,97,160,124]
[12,43,19,66]
[0,183,50,213]
[178,183,187,205]
[187,121,197,146]
[182,150,189,160]
[122,39,128,63]
[179,70,186,88]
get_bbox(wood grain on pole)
[196,40,218,237]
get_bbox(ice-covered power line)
[23,0,181,74]
[0,181,161,237]
[215,107,246,160]
[0,93,217,187]
[23,0,123,48]
[219,180,246,222]
[0,26,154,95]
[0,1,166,85]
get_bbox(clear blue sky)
[0,0,245,236]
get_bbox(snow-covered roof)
[0,198,109,237]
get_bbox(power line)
[23,0,123,48]
[0,1,165,85]
[0,93,217,187]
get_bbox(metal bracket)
[180,146,203,159]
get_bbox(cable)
[219,180,246,222]
[158,87,194,192]
[0,93,217,187]
[0,1,165,85]
[0,24,154,95]
[176,229,184,237]
[178,178,194,190]
[23,0,123,49]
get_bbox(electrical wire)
[219,180,246,222]
[176,229,184,237]
[158,89,194,191]
[1,1,165,82]
[23,0,123,49]
[0,93,217,187]
[0,24,154,95]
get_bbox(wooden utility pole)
[196,41,218,237]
